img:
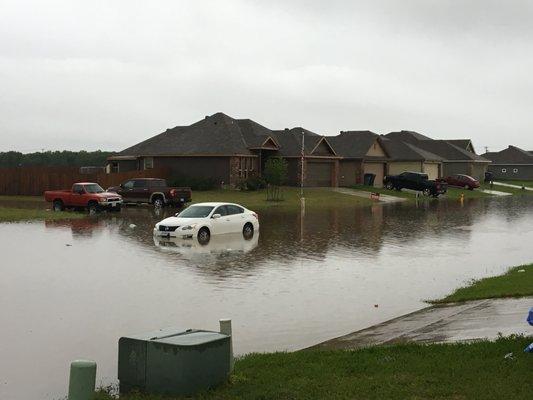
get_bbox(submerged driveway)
[312,297,533,350]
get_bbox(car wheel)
[422,188,432,197]
[87,202,99,214]
[385,182,394,190]
[152,197,164,208]
[242,223,254,240]
[53,200,64,212]
[197,227,211,245]
[464,185,469,190]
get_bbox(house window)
[513,168,519,173]
[501,168,507,173]
[144,157,154,170]
[111,162,119,173]
[238,157,255,179]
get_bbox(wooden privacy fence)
[0,167,170,196]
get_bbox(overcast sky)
[2,0,533,153]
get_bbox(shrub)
[237,176,267,191]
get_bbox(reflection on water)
[1,197,533,400]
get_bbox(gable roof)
[118,112,253,156]
[270,127,333,157]
[447,139,474,153]
[327,131,386,159]
[413,140,489,162]
[385,130,433,143]
[482,145,533,164]
[380,137,443,162]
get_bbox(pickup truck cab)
[44,183,123,213]
[107,178,192,208]
[383,171,447,197]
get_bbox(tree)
[263,157,288,201]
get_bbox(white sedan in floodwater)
[153,202,259,243]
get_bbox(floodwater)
[1,196,533,400]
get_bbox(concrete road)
[311,297,533,350]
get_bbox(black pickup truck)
[383,172,447,197]
[107,178,191,208]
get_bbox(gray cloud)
[1,0,532,152]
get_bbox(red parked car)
[44,182,123,213]
[442,174,480,190]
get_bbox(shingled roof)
[412,140,489,162]
[116,112,333,158]
[271,128,336,157]
[384,131,488,162]
[327,131,385,159]
[482,145,533,164]
[385,130,433,143]
[118,113,254,156]
[380,137,443,161]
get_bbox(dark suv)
[383,171,447,197]
[108,178,191,207]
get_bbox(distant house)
[483,145,533,180]
[384,131,490,181]
[107,113,340,187]
[328,131,389,187]
[380,137,443,180]
[108,113,488,188]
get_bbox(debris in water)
[518,269,525,273]
[504,352,514,359]
[129,224,136,229]
[374,304,379,308]
[65,244,72,247]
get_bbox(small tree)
[263,157,288,201]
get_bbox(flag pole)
[300,131,305,198]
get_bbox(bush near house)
[236,176,267,191]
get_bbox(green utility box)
[118,328,231,396]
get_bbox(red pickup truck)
[44,182,123,213]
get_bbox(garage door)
[363,162,385,188]
[306,162,333,187]
[423,163,440,180]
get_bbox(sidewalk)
[493,181,533,191]
[479,189,513,196]
[332,187,406,203]
[311,297,533,350]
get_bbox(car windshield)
[84,184,105,193]
[177,205,214,218]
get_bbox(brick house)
[107,112,340,187]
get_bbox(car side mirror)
[119,184,124,188]
[212,214,221,219]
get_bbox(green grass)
[0,195,45,202]
[432,264,533,304]
[0,206,85,222]
[95,336,533,400]
[191,187,372,210]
